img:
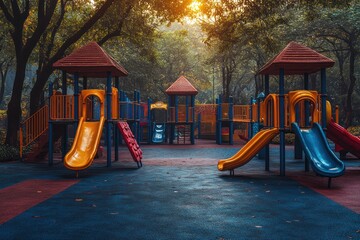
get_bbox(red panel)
[0,179,79,224]
[117,122,143,164]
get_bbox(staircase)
[19,106,49,161]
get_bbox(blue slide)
[152,124,166,143]
[292,122,345,180]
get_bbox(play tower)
[218,42,345,186]
[166,76,198,144]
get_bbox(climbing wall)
[117,121,143,167]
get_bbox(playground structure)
[143,76,198,145]
[217,42,355,187]
[19,42,143,175]
[18,41,359,184]
[166,76,198,144]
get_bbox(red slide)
[327,120,360,159]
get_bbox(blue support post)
[264,75,270,96]
[264,74,270,171]
[133,90,138,138]
[229,96,234,145]
[279,68,286,176]
[304,73,310,126]
[147,98,152,144]
[257,92,266,159]
[137,91,141,143]
[114,77,119,161]
[321,68,327,128]
[197,113,201,139]
[83,76,88,89]
[186,96,189,123]
[169,95,174,144]
[249,97,253,139]
[119,90,124,119]
[303,73,309,170]
[74,73,80,130]
[216,98,220,144]
[106,72,112,167]
[217,95,222,145]
[191,95,195,144]
[175,95,178,123]
[48,82,54,166]
[61,71,68,160]
[294,103,302,159]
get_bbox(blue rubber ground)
[0,142,359,240]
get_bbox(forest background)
[0,0,360,147]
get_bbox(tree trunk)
[344,49,357,128]
[221,63,226,99]
[5,60,26,146]
[30,64,53,115]
[0,67,8,106]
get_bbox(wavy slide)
[64,117,105,171]
[218,128,279,171]
[292,122,345,178]
[326,120,360,159]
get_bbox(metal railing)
[19,105,49,157]
[50,94,75,120]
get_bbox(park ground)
[0,139,359,240]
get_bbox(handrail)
[50,94,75,120]
[19,105,49,158]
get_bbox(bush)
[347,125,360,136]
[0,144,20,162]
[271,133,296,145]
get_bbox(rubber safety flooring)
[0,140,359,240]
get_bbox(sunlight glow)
[189,0,202,13]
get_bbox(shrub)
[0,144,20,162]
[347,125,360,136]
[271,133,296,145]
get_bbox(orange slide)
[218,128,279,171]
[64,117,105,171]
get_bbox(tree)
[305,3,360,127]
[0,0,60,145]
[0,17,14,108]
[0,0,193,146]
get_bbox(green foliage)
[271,133,296,145]
[348,126,360,136]
[0,144,20,162]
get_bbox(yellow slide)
[218,128,279,171]
[64,116,105,171]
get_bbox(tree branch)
[51,0,116,62]
[0,0,14,23]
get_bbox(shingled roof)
[165,76,198,96]
[258,41,335,75]
[53,41,128,77]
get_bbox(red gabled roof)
[53,41,128,77]
[258,41,335,75]
[165,76,198,96]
